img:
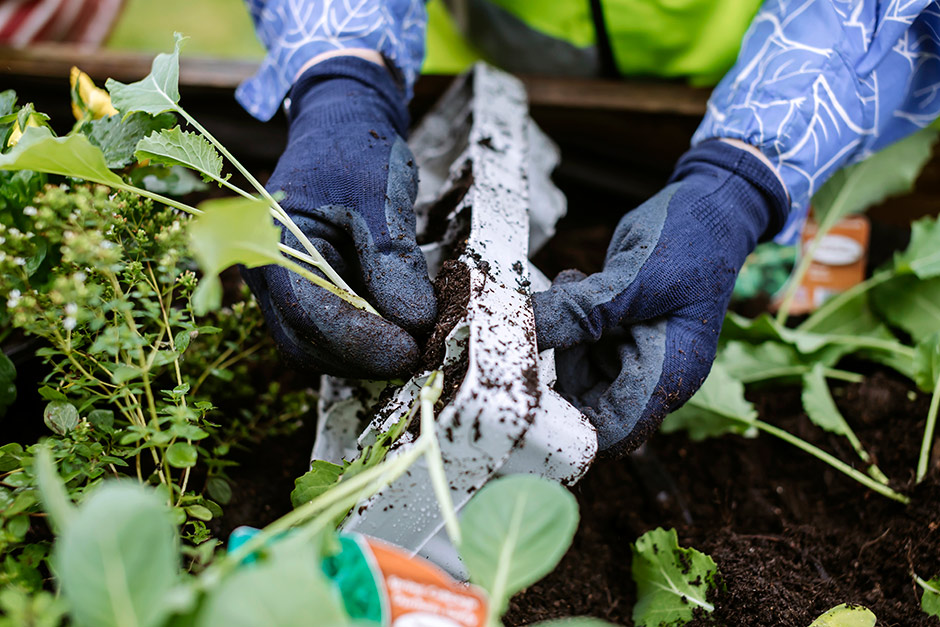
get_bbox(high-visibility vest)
[424,0,763,86]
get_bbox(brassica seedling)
[914,332,940,483]
[777,127,938,324]
[630,527,719,627]
[457,474,579,624]
[663,364,910,503]
[807,603,876,627]
[915,573,940,619]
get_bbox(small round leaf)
[43,401,79,435]
[165,442,197,468]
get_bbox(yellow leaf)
[70,67,117,121]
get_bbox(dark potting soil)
[503,369,940,627]
[420,256,472,411]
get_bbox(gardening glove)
[532,140,788,455]
[242,56,437,380]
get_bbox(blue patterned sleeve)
[693,0,940,243]
[237,0,427,122]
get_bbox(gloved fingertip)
[364,250,438,335]
[552,268,588,286]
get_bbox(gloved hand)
[243,56,437,380]
[532,140,788,455]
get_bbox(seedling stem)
[916,377,940,483]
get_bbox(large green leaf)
[801,364,852,437]
[631,527,719,627]
[872,275,940,343]
[54,481,178,627]
[34,447,75,534]
[914,332,940,393]
[812,127,938,225]
[106,33,184,116]
[718,340,815,383]
[80,112,176,168]
[894,216,940,279]
[135,128,224,182]
[188,196,282,314]
[0,126,123,186]
[458,475,578,616]
[196,535,348,627]
[808,603,876,627]
[660,363,757,440]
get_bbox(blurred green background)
[105,0,480,73]
[107,0,265,57]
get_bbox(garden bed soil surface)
[212,359,940,626]
[504,368,940,627]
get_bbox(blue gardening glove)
[533,141,788,455]
[243,57,437,380]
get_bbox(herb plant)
[0,34,373,316]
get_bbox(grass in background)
[106,0,264,58]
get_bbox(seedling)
[0,34,375,316]
[630,527,719,626]
[776,127,938,324]
[808,603,877,627]
[34,383,591,627]
[914,332,940,483]
[914,573,940,619]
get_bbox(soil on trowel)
[420,256,472,411]
[503,369,940,627]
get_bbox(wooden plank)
[0,44,710,115]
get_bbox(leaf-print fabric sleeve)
[236,0,427,121]
[694,0,940,243]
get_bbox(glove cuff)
[669,140,790,242]
[286,56,410,138]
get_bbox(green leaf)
[718,340,806,383]
[0,351,16,418]
[0,126,123,186]
[135,128,224,182]
[206,477,232,505]
[80,112,176,168]
[291,461,344,508]
[894,216,940,279]
[106,33,185,117]
[812,127,938,224]
[88,409,115,432]
[631,527,719,627]
[914,332,940,393]
[458,474,578,615]
[661,363,757,440]
[34,447,75,536]
[166,442,198,468]
[54,481,178,627]
[134,164,207,196]
[808,603,877,627]
[802,365,852,437]
[0,90,16,116]
[195,535,348,627]
[189,196,283,314]
[872,275,940,343]
[185,504,212,521]
[918,576,940,618]
[43,401,79,435]
[111,364,143,384]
